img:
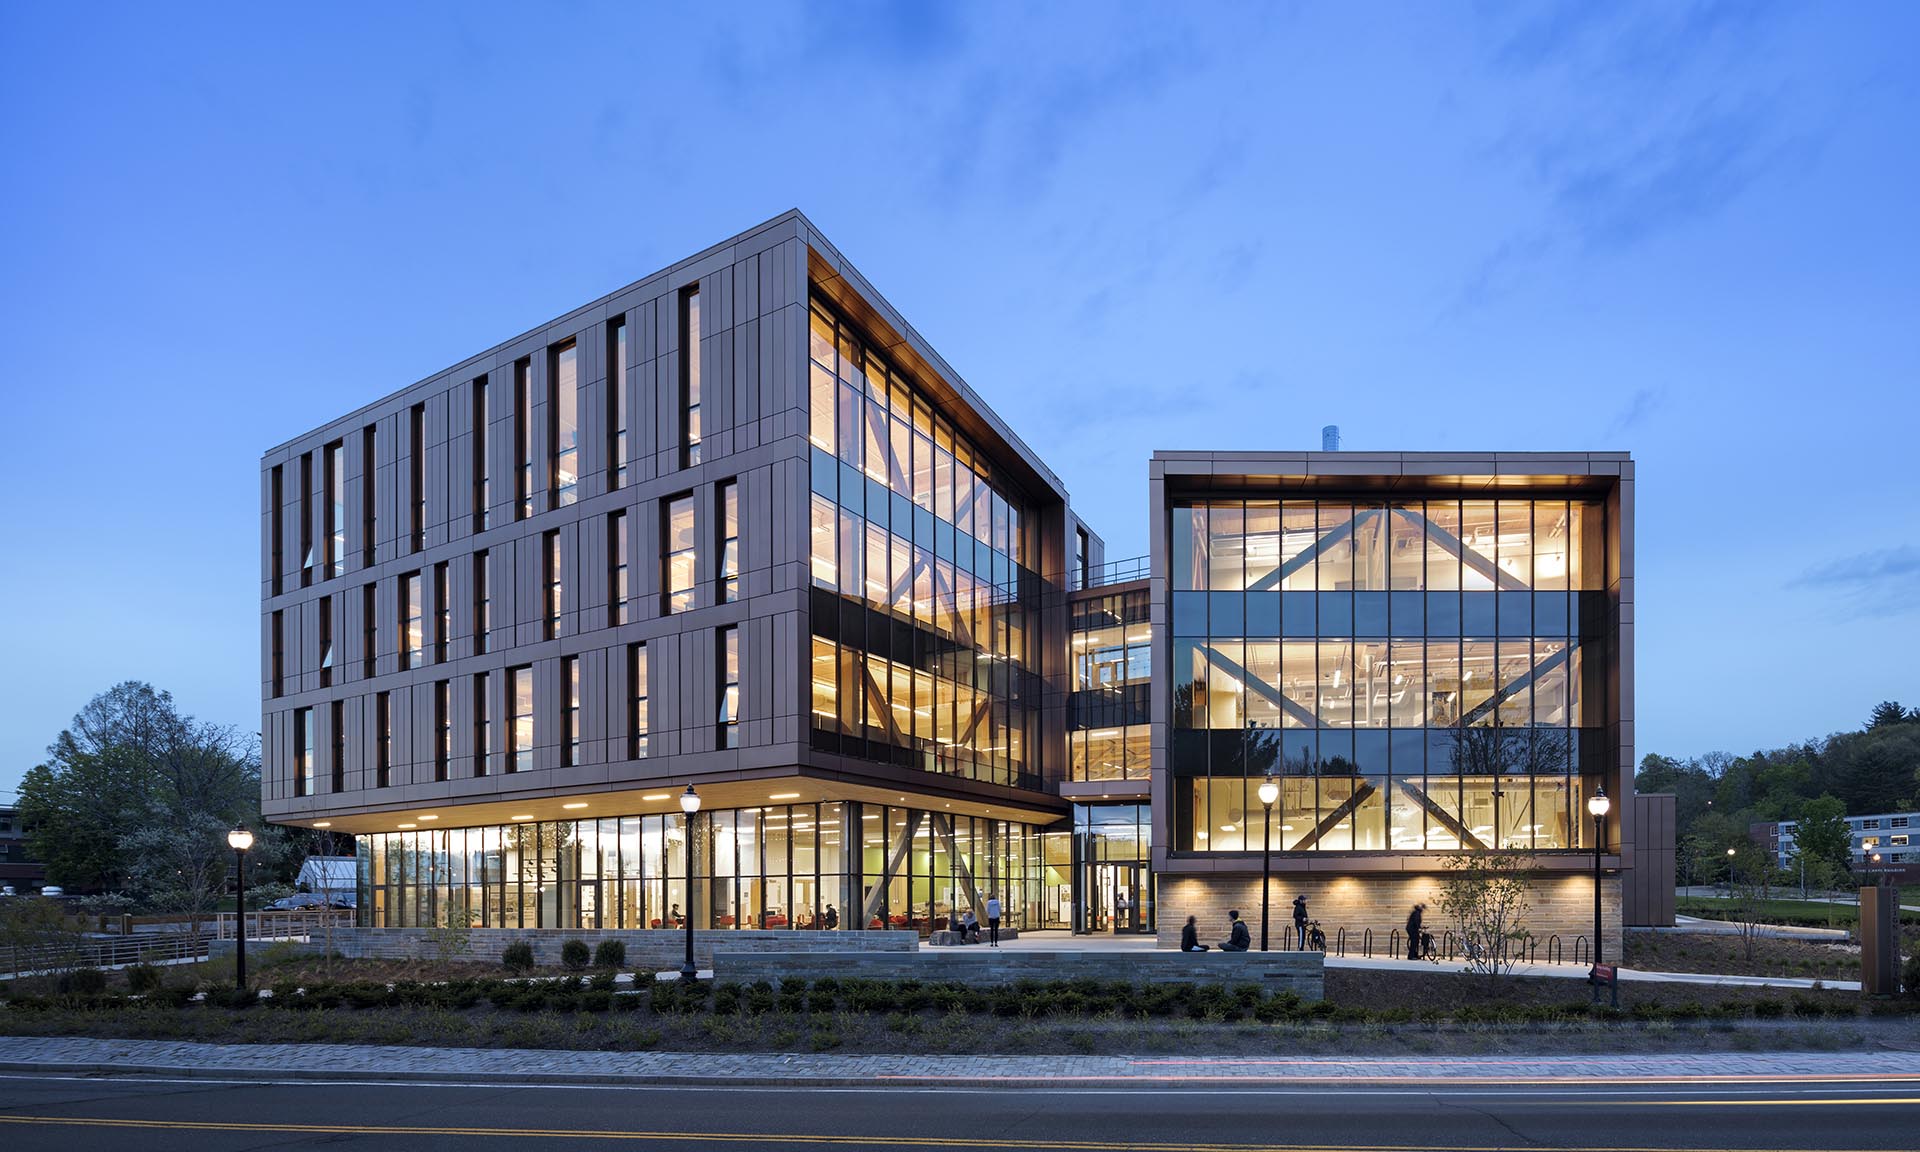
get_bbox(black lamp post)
[227,826,254,991]
[1586,788,1610,967]
[678,784,701,984]
[1257,770,1279,952]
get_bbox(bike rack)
[1442,929,1457,960]
[1334,926,1347,957]
[1547,935,1563,964]
[1388,928,1401,959]
[1572,935,1590,966]
[1362,927,1373,958]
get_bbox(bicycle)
[1418,929,1439,962]
[1305,919,1327,951]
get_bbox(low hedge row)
[2,974,1903,1024]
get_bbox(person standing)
[1291,894,1309,950]
[1179,914,1208,952]
[1406,902,1425,960]
[985,894,1003,947]
[1115,891,1131,933]
[1220,909,1251,952]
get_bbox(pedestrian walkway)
[900,930,1862,990]
[3,1035,1917,1088]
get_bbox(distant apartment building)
[1758,810,1920,871]
[0,805,48,893]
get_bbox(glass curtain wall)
[1170,496,1608,854]
[1073,804,1153,934]
[803,296,1043,789]
[1069,590,1151,781]
[358,802,1051,933]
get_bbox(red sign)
[1590,963,1616,982]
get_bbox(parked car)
[326,893,357,909]
[265,893,328,912]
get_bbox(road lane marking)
[0,1115,1902,1150]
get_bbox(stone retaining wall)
[251,927,918,968]
[711,949,1324,999]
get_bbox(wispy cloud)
[1792,546,1920,616]
[1604,387,1664,439]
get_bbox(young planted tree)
[1438,850,1535,992]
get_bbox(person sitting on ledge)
[1179,914,1209,952]
[1219,909,1251,952]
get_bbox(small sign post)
[1589,962,1619,1008]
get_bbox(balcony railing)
[1070,555,1148,591]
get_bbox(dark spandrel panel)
[1391,728,1425,774]
[1246,591,1281,636]
[811,447,836,497]
[837,462,864,515]
[1283,591,1317,638]
[1535,590,1570,637]
[1497,590,1532,637]
[1171,730,1209,776]
[1354,591,1389,637]
[1283,729,1317,774]
[1355,729,1390,775]
[1426,591,1461,637]
[1209,728,1249,776]
[935,519,954,563]
[1317,591,1353,635]
[1389,591,1424,637]
[1462,592,1497,636]
[1209,591,1244,636]
[1319,729,1355,774]
[1427,728,1459,773]
[1172,591,1208,636]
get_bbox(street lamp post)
[227,827,254,992]
[678,785,701,984]
[1586,789,1611,968]
[1257,771,1279,952]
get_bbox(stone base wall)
[256,927,918,968]
[1155,872,1622,962]
[713,949,1323,999]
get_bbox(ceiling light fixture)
[562,802,589,810]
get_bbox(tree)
[1868,701,1909,730]
[1794,795,1851,873]
[18,682,266,910]
[1438,850,1535,992]
[17,745,153,890]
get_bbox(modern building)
[261,210,1647,951]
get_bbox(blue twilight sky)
[1,2,1916,799]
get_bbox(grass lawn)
[1673,895,1920,928]
[1624,930,1862,981]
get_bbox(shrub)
[1904,951,1920,999]
[56,968,108,999]
[588,971,617,992]
[1752,998,1786,1018]
[593,940,626,969]
[126,963,164,994]
[501,941,536,974]
[203,984,258,1009]
[560,940,591,971]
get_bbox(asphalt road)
[0,1071,1915,1150]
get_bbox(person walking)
[1291,894,1309,950]
[1220,909,1251,951]
[1179,914,1209,952]
[985,894,1003,947]
[1406,902,1425,960]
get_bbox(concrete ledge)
[926,929,1019,946]
[712,949,1324,999]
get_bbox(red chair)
[650,919,662,929]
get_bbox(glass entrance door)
[1087,862,1151,933]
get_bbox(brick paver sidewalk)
[4,1036,1918,1087]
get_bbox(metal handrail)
[1068,555,1149,591]
[1,931,212,978]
